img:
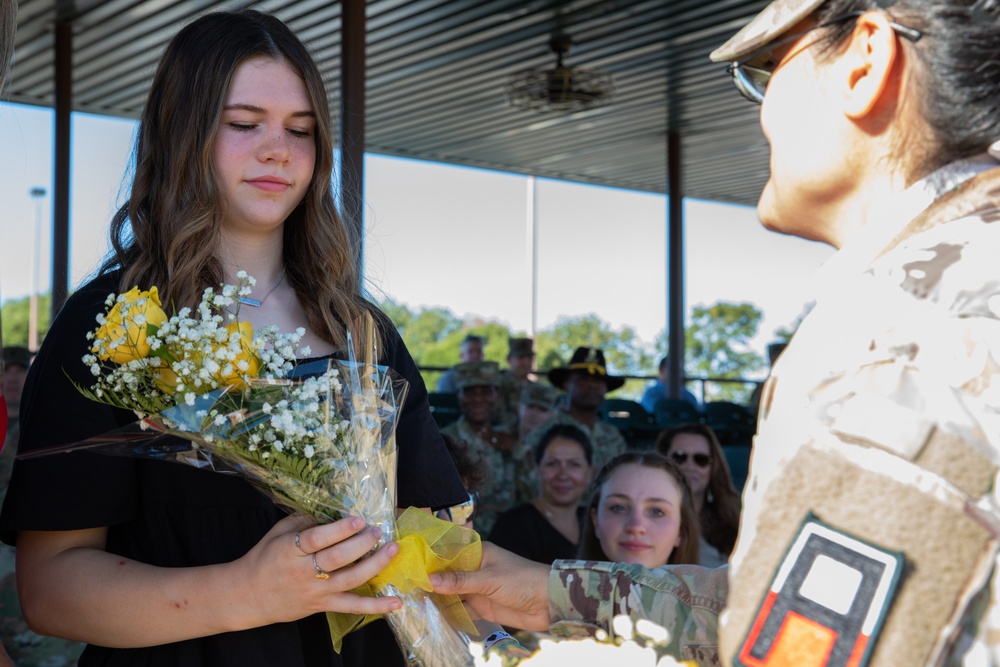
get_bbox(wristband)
[482,630,515,650]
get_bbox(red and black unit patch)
[736,516,903,667]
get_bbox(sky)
[0,101,835,366]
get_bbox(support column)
[666,130,685,400]
[51,21,72,318]
[339,0,366,280]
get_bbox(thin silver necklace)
[239,268,286,307]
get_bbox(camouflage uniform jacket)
[547,560,727,667]
[0,421,84,666]
[725,158,1000,667]
[440,417,517,535]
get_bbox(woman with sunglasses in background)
[578,452,700,569]
[489,424,594,565]
[656,424,741,568]
[431,1,1000,664]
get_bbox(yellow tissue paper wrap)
[327,507,482,651]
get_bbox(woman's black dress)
[0,271,467,667]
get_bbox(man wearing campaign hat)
[494,337,537,428]
[440,361,519,535]
[521,347,627,472]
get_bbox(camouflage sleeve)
[547,560,727,665]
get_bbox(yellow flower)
[93,286,168,364]
[211,321,260,389]
[153,365,181,393]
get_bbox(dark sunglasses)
[670,450,712,468]
[436,491,478,525]
[726,11,922,104]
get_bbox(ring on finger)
[294,531,307,554]
[312,553,330,580]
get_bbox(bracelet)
[482,630,515,650]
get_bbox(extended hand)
[429,542,550,631]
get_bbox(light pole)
[29,187,46,353]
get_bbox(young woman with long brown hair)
[0,10,466,666]
[578,451,700,568]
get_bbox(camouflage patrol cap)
[454,361,501,390]
[520,383,557,410]
[709,0,826,62]
[508,337,534,357]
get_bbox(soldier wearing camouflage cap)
[435,0,1000,664]
[493,337,537,429]
[439,361,519,535]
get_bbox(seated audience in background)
[490,424,594,564]
[508,383,559,502]
[2,347,30,446]
[656,424,741,568]
[0,347,84,665]
[640,355,700,414]
[514,383,557,440]
[437,434,487,531]
[579,451,700,568]
[436,435,530,659]
[523,347,627,471]
[494,337,536,426]
[436,333,485,393]
[440,361,518,534]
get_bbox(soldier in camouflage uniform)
[522,347,627,473]
[440,361,518,535]
[0,347,84,666]
[436,3,1000,667]
[493,337,537,428]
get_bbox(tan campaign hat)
[709,0,825,62]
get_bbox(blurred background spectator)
[656,424,741,568]
[490,424,593,564]
[435,334,485,393]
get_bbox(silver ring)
[312,553,330,579]
[294,531,307,554]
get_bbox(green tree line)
[4,292,800,404]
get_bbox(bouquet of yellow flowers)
[26,274,479,666]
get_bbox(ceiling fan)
[506,34,614,113]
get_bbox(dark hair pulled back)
[815,0,1000,171]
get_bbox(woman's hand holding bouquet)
[32,273,478,666]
